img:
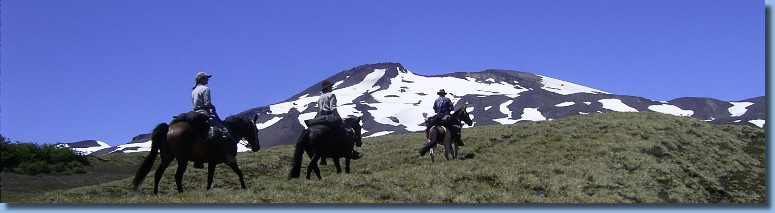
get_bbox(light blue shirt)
[192,84,211,111]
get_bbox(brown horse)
[424,107,473,162]
[133,113,260,194]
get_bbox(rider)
[419,89,462,156]
[304,80,362,159]
[192,71,235,164]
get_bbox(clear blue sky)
[1,0,763,146]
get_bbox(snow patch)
[729,102,753,117]
[493,100,517,124]
[366,131,393,138]
[599,99,638,112]
[749,120,765,128]
[111,140,151,154]
[555,102,575,107]
[58,141,112,155]
[298,112,317,127]
[539,75,609,95]
[517,108,547,122]
[648,104,693,116]
[256,117,282,130]
[236,139,252,152]
[332,80,345,89]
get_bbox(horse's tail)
[288,129,311,180]
[429,126,440,144]
[133,123,167,190]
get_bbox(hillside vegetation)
[0,136,90,175]
[17,112,765,203]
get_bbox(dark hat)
[321,80,334,91]
[437,89,447,96]
[196,72,212,81]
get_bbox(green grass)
[8,112,766,203]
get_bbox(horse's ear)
[253,114,259,124]
[357,117,361,122]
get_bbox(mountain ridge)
[56,62,766,155]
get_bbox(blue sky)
[1,0,763,146]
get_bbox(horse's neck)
[452,110,463,118]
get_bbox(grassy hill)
[6,112,765,203]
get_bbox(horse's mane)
[343,117,361,128]
[452,108,465,116]
[223,116,248,125]
[223,117,250,133]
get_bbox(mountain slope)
[60,62,766,154]
[28,112,765,203]
[231,62,765,148]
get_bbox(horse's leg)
[333,158,342,173]
[345,158,351,174]
[430,148,435,163]
[174,159,189,193]
[320,157,327,165]
[453,142,459,159]
[226,162,247,189]
[153,158,172,195]
[444,128,452,160]
[207,162,216,190]
[306,155,322,180]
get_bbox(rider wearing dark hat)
[419,89,462,156]
[424,89,453,134]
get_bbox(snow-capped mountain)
[55,140,111,155]
[60,63,766,155]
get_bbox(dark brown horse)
[288,117,362,180]
[424,107,473,162]
[133,113,260,194]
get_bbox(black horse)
[288,117,362,180]
[133,113,260,194]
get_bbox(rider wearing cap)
[192,72,234,164]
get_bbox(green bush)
[0,135,90,175]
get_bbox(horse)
[288,117,362,180]
[423,107,473,162]
[132,113,260,194]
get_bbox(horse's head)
[224,115,261,152]
[344,116,362,147]
[246,114,261,152]
[454,107,473,126]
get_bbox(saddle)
[172,111,226,143]
[426,115,463,146]
[173,111,230,169]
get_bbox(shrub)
[0,134,90,175]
